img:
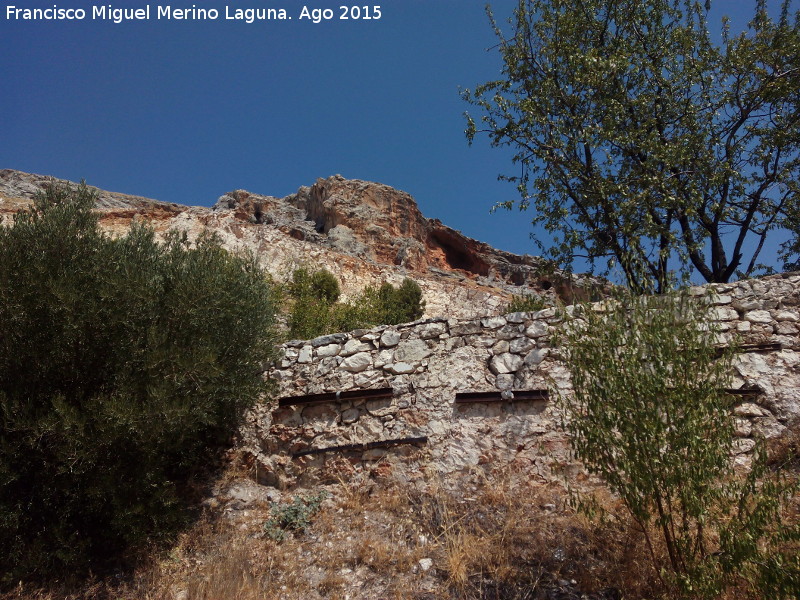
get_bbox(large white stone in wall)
[490,352,523,375]
[418,322,447,339]
[481,316,506,329]
[340,352,372,372]
[341,339,371,356]
[710,306,739,321]
[510,337,535,354]
[525,321,549,338]
[745,310,773,323]
[316,343,341,358]
[395,339,431,362]
[380,330,401,347]
[385,362,415,375]
[524,348,548,367]
[355,370,385,387]
[774,310,799,322]
[298,345,312,363]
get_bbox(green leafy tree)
[0,181,277,583]
[557,291,799,597]
[289,266,341,305]
[464,0,800,292]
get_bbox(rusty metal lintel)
[279,387,393,408]
[291,436,428,458]
[716,342,783,357]
[739,342,783,353]
[454,390,549,403]
[724,388,764,396]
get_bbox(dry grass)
[3,459,797,600]
[404,469,658,600]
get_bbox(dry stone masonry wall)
[242,274,800,489]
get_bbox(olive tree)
[464,0,800,292]
[0,181,277,583]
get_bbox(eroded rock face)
[0,169,602,319]
[283,175,588,298]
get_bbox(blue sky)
[0,0,785,270]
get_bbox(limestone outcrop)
[0,169,601,319]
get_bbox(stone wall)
[242,274,800,489]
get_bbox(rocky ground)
[2,459,652,600]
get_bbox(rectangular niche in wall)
[291,436,428,458]
[278,387,393,408]
[454,390,549,403]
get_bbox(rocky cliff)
[0,169,600,319]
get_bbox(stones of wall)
[242,274,800,489]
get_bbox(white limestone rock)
[395,339,431,362]
[341,352,372,373]
[490,352,523,375]
[341,338,371,356]
[297,345,313,364]
[497,324,525,340]
[341,408,360,424]
[380,329,401,347]
[525,321,549,338]
[710,306,738,321]
[492,340,510,355]
[524,348,549,367]
[481,316,506,329]
[316,343,341,358]
[385,362,415,375]
[774,310,799,322]
[510,337,535,354]
[745,310,773,323]
[418,322,447,339]
[354,370,385,388]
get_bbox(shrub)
[377,278,425,324]
[263,491,328,542]
[289,266,340,305]
[288,294,333,340]
[287,270,425,339]
[504,293,548,314]
[557,290,799,598]
[0,181,277,584]
[287,267,340,339]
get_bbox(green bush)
[558,290,799,598]
[287,270,425,339]
[263,491,328,542]
[377,278,425,324]
[289,266,340,305]
[0,181,277,584]
[287,267,340,339]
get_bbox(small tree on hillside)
[557,291,799,598]
[377,278,426,324]
[287,267,341,339]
